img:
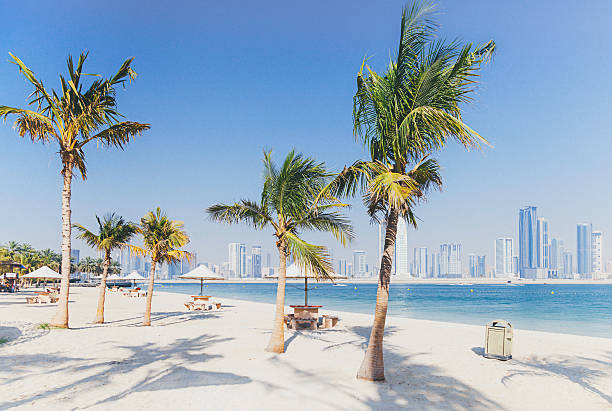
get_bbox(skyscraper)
[251,246,262,278]
[395,218,409,276]
[413,247,427,278]
[536,218,549,269]
[592,231,602,279]
[495,238,513,277]
[337,259,347,276]
[439,243,462,278]
[228,243,245,278]
[519,206,538,276]
[353,250,367,277]
[562,251,573,277]
[577,223,592,278]
[469,254,478,277]
[478,255,486,277]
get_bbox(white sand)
[1,287,611,410]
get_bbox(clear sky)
[1,1,611,269]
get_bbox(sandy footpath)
[1,287,611,410]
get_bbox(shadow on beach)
[0,332,250,409]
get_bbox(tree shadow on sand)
[0,333,250,409]
[347,325,504,411]
[500,352,612,404]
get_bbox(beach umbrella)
[266,263,346,306]
[177,265,224,296]
[124,271,145,287]
[21,266,62,279]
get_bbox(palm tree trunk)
[143,260,157,326]
[266,240,287,353]
[50,160,73,328]
[94,252,110,324]
[357,208,399,381]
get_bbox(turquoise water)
[151,282,612,338]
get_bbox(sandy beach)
[1,287,611,410]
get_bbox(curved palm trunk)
[143,261,157,326]
[357,209,399,381]
[94,253,111,324]
[266,241,287,353]
[50,161,73,328]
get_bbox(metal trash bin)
[484,319,513,360]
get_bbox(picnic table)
[184,295,221,311]
[26,291,58,304]
[287,305,322,330]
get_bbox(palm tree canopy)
[73,213,137,256]
[130,208,191,265]
[0,52,150,178]
[207,150,354,278]
[353,1,495,169]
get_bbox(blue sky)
[1,0,611,269]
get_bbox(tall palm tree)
[74,213,137,323]
[128,208,190,326]
[78,257,100,281]
[38,249,62,271]
[328,2,495,381]
[207,150,354,353]
[0,53,150,328]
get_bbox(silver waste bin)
[484,319,513,360]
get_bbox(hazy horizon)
[1,0,610,269]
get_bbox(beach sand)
[1,287,611,410]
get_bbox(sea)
[149,282,612,338]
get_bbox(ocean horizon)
[149,282,612,339]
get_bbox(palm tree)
[78,257,99,281]
[207,150,354,353]
[328,2,495,381]
[0,53,150,328]
[74,213,137,323]
[128,208,190,326]
[38,249,62,271]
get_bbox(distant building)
[337,259,347,276]
[519,207,547,279]
[478,255,486,277]
[519,206,538,277]
[353,250,367,277]
[469,254,477,277]
[577,223,592,278]
[395,218,409,275]
[252,246,262,278]
[495,238,513,277]
[228,243,246,278]
[439,243,462,278]
[429,252,440,277]
[592,231,602,279]
[562,251,573,277]
[414,247,428,278]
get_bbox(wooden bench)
[321,315,339,328]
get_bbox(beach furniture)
[288,305,321,330]
[321,315,339,329]
[485,320,513,360]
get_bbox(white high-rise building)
[440,243,462,278]
[251,246,262,278]
[592,231,602,279]
[395,218,409,276]
[228,243,246,278]
[413,247,427,278]
[537,218,549,269]
[495,238,513,277]
[353,250,367,277]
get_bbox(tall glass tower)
[577,223,592,277]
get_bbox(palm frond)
[284,232,334,280]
